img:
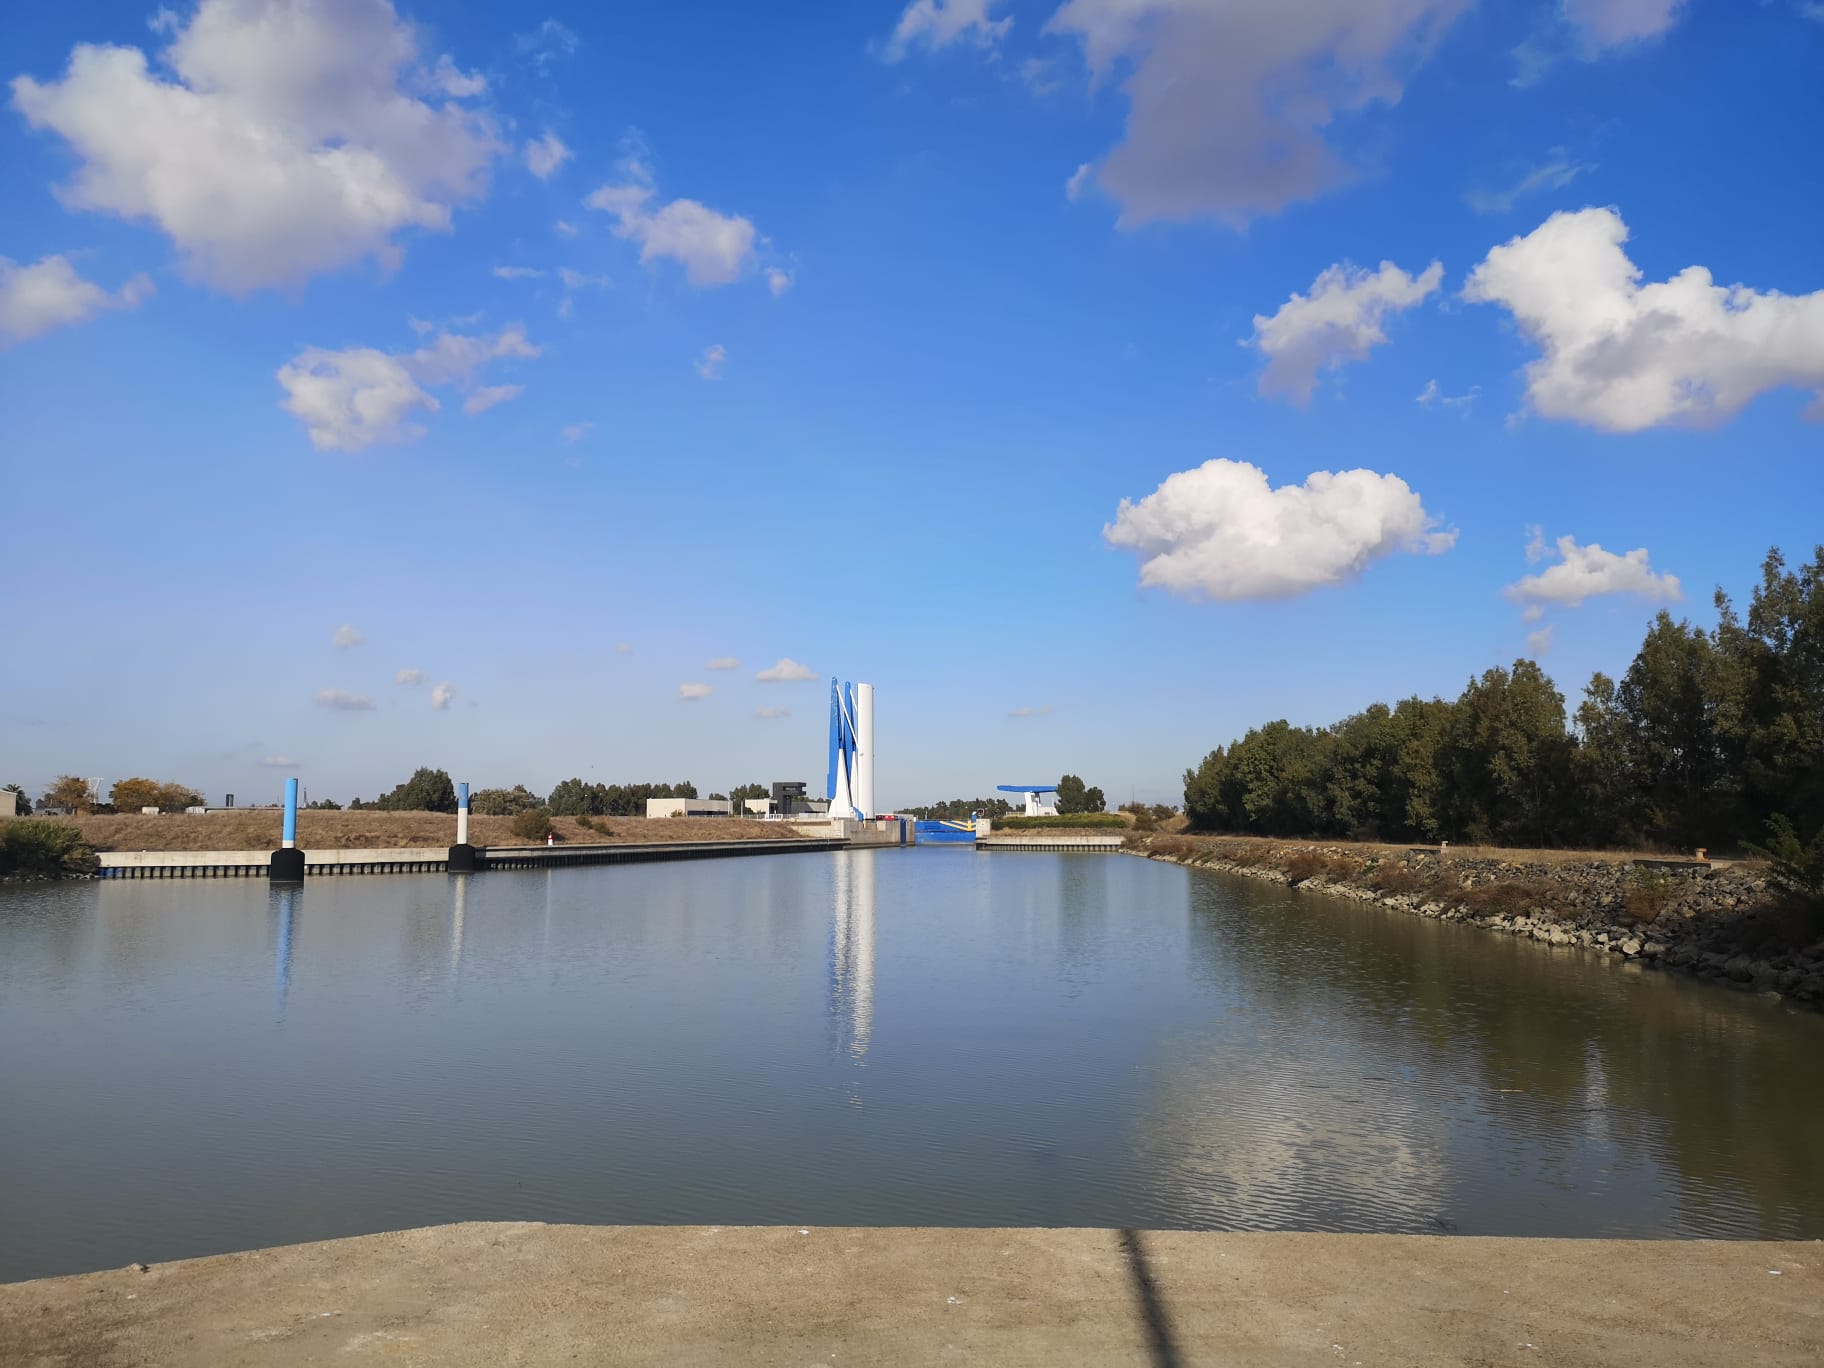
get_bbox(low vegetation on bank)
[0,820,98,879]
[1182,546,1823,861]
[998,814,1128,831]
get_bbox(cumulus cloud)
[315,687,375,711]
[395,668,425,685]
[1562,0,1686,50]
[707,657,740,671]
[1104,458,1455,601]
[332,624,363,648]
[463,384,523,415]
[882,0,1012,60]
[1251,260,1443,403]
[261,755,298,768]
[756,657,816,682]
[585,172,758,287]
[1504,530,1680,610]
[695,343,727,380]
[679,682,713,700]
[276,324,538,451]
[0,254,153,346]
[560,421,593,443]
[523,132,572,181]
[12,0,499,293]
[765,267,793,297]
[1044,0,1469,227]
[1527,624,1556,656]
[430,681,456,709]
[1464,207,1824,431]
[1464,151,1593,215]
[427,53,485,98]
[754,706,791,719]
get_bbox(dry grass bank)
[1162,830,1713,867]
[7,812,809,853]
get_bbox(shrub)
[1460,881,1552,919]
[1324,855,1365,883]
[997,813,1127,830]
[1622,868,1680,925]
[1131,808,1158,833]
[0,819,98,878]
[510,809,553,842]
[1750,815,1824,907]
[1368,862,1422,895]
[1282,851,1328,884]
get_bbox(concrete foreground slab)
[1,1223,1818,1367]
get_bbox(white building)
[645,797,733,819]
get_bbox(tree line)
[1182,546,1823,854]
[905,774,1108,820]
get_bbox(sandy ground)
[1,1223,1816,1367]
[9,812,811,852]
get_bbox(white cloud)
[754,706,791,719]
[406,315,433,335]
[765,267,793,297]
[1416,378,1478,415]
[1044,0,1469,227]
[12,0,499,293]
[523,132,572,181]
[515,18,578,69]
[585,176,758,287]
[756,657,816,682]
[1104,458,1455,601]
[463,384,523,415]
[0,253,153,346]
[558,267,609,291]
[882,0,1012,60]
[707,657,740,671]
[1527,624,1556,656]
[493,265,545,280]
[1009,705,1054,718]
[395,668,425,685]
[332,624,363,648]
[1251,260,1443,404]
[1464,207,1824,431]
[561,421,593,443]
[428,53,486,98]
[260,755,298,768]
[430,681,456,710]
[276,325,538,451]
[315,687,376,711]
[679,682,713,700]
[695,343,727,380]
[554,219,578,238]
[1504,532,1681,609]
[1562,0,1686,49]
[1465,152,1593,214]
[1065,162,1093,202]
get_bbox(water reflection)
[829,851,876,1063]
[271,886,297,1019]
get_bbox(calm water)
[2,849,1821,1280]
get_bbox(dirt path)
[2,1223,1816,1366]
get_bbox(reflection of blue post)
[270,777,305,883]
[274,885,297,1018]
[282,777,299,849]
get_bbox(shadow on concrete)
[1118,1229,1183,1368]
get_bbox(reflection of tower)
[829,852,876,1061]
[273,885,298,1018]
[449,873,469,983]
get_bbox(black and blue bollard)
[269,777,305,883]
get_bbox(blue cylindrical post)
[282,777,299,849]
[448,780,477,873]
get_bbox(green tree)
[1439,661,1571,845]
[470,784,543,816]
[1056,774,1101,815]
[110,777,164,812]
[546,778,604,816]
[306,797,344,810]
[1570,672,1643,847]
[374,767,457,813]
[1616,613,1732,849]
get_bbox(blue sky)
[2,0,1821,810]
